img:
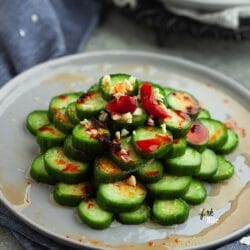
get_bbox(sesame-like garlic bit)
[126,175,137,187]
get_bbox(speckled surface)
[0,9,249,250]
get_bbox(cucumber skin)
[165,147,202,176]
[216,129,239,155]
[152,199,189,226]
[96,183,146,213]
[44,148,89,184]
[197,109,211,119]
[116,204,150,225]
[199,118,228,150]
[63,136,92,162]
[182,179,207,205]
[53,183,91,207]
[147,176,192,199]
[78,200,114,230]
[94,157,128,184]
[207,156,234,183]
[30,155,56,185]
[53,109,74,134]
[66,102,80,125]
[166,138,187,158]
[26,110,49,136]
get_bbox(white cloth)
[164,5,250,29]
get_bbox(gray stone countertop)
[0,9,249,250]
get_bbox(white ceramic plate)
[162,0,250,11]
[0,51,249,250]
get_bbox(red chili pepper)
[106,95,137,113]
[140,82,169,119]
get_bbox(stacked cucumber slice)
[26,73,238,229]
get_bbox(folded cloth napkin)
[0,0,102,86]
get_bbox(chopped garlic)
[160,123,167,133]
[154,88,164,102]
[121,129,129,137]
[121,112,133,121]
[99,111,108,122]
[120,148,128,155]
[127,118,133,124]
[115,131,121,140]
[126,175,136,187]
[128,76,136,85]
[102,75,111,87]
[111,113,121,120]
[133,107,143,116]
[132,130,136,135]
[80,119,90,126]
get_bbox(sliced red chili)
[140,82,169,119]
[136,134,171,153]
[145,170,160,176]
[62,164,80,172]
[106,95,137,113]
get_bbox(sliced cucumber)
[99,73,138,100]
[197,108,211,119]
[44,147,89,184]
[94,157,128,183]
[53,108,74,134]
[137,159,164,184]
[112,107,147,131]
[30,154,55,185]
[111,137,146,171]
[116,204,150,225]
[152,199,189,226]
[132,126,173,159]
[76,91,107,119]
[49,92,82,119]
[66,102,80,125]
[208,155,234,182]
[216,128,239,154]
[63,135,91,162]
[163,87,174,98]
[37,124,66,152]
[97,180,146,212]
[186,120,209,152]
[147,175,192,199]
[88,83,99,92]
[166,91,200,116]
[165,147,201,176]
[199,118,228,150]
[53,182,92,206]
[195,148,218,180]
[26,110,49,135]
[72,120,110,154]
[78,199,113,229]
[182,179,207,205]
[160,109,191,137]
[166,138,187,158]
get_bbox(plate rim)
[0,50,249,249]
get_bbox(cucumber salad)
[26,73,238,229]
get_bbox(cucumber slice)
[44,147,89,184]
[163,87,174,98]
[66,102,80,125]
[112,107,147,131]
[199,118,228,150]
[165,147,202,176]
[97,180,146,213]
[37,124,66,152]
[195,149,218,180]
[132,126,173,159]
[166,138,187,158]
[49,92,82,119]
[111,137,146,171]
[63,135,91,162]
[208,155,234,182]
[30,154,55,185]
[166,91,200,116]
[160,109,192,137]
[186,120,209,152]
[216,129,239,154]
[152,199,189,226]
[53,182,92,206]
[26,110,49,135]
[182,179,207,205]
[147,175,192,199]
[116,204,150,224]
[88,83,99,92]
[99,73,138,100]
[78,199,113,229]
[137,159,164,183]
[72,119,110,154]
[94,157,128,183]
[197,108,211,119]
[76,91,107,119]
[53,108,74,134]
